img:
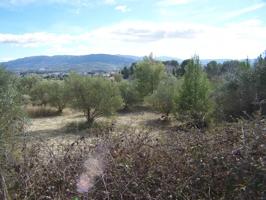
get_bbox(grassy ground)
[26,107,176,144]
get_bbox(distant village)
[17,70,119,79]
[15,60,179,80]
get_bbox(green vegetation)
[120,62,136,79]
[1,53,266,199]
[118,80,140,110]
[215,66,255,120]
[146,75,181,119]
[205,60,221,79]
[30,80,51,107]
[3,54,266,127]
[47,80,69,113]
[66,73,123,124]
[18,74,41,95]
[133,56,166,99]
[177,56,213,126]
[254,55,266,113]
[0,68,24,151]
[0,67,25,199]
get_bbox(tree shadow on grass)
[27,120,114,140]
[143,117,173,131]
[118,105,154,115]
[26,106,61,118]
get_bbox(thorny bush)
[0,117,265,200]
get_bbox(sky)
[0,0,266,61]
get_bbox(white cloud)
[115,5,130,12]
[1,20,266,59]
[222,2,266,20]
[0,32,76,45]
[94,21,199,41]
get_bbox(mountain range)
[1,54,140,72]
[0,54,255,72]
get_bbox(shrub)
[2,118,265,199]
[215,68,256,120]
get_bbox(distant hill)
[0,54,256,72]
[201,59,257,66]
[1,54,140,72]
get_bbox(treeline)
[121,54,266,123]
[1,53,266,128]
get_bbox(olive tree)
[0,68,26,200]
[66,73,123,124]
[30,80,51,107]
[0,68,24,144]
[133,56,166,99]
[47,80,69,113]
[18,74,41,95]
[146,76,181,119]
[119,80,140,110]
[0,68,25,176]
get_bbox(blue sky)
[0,0,266,61]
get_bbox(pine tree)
[177,56,213,127]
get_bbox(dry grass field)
[26,107,176,145]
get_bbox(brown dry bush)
[1,118,265,200]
